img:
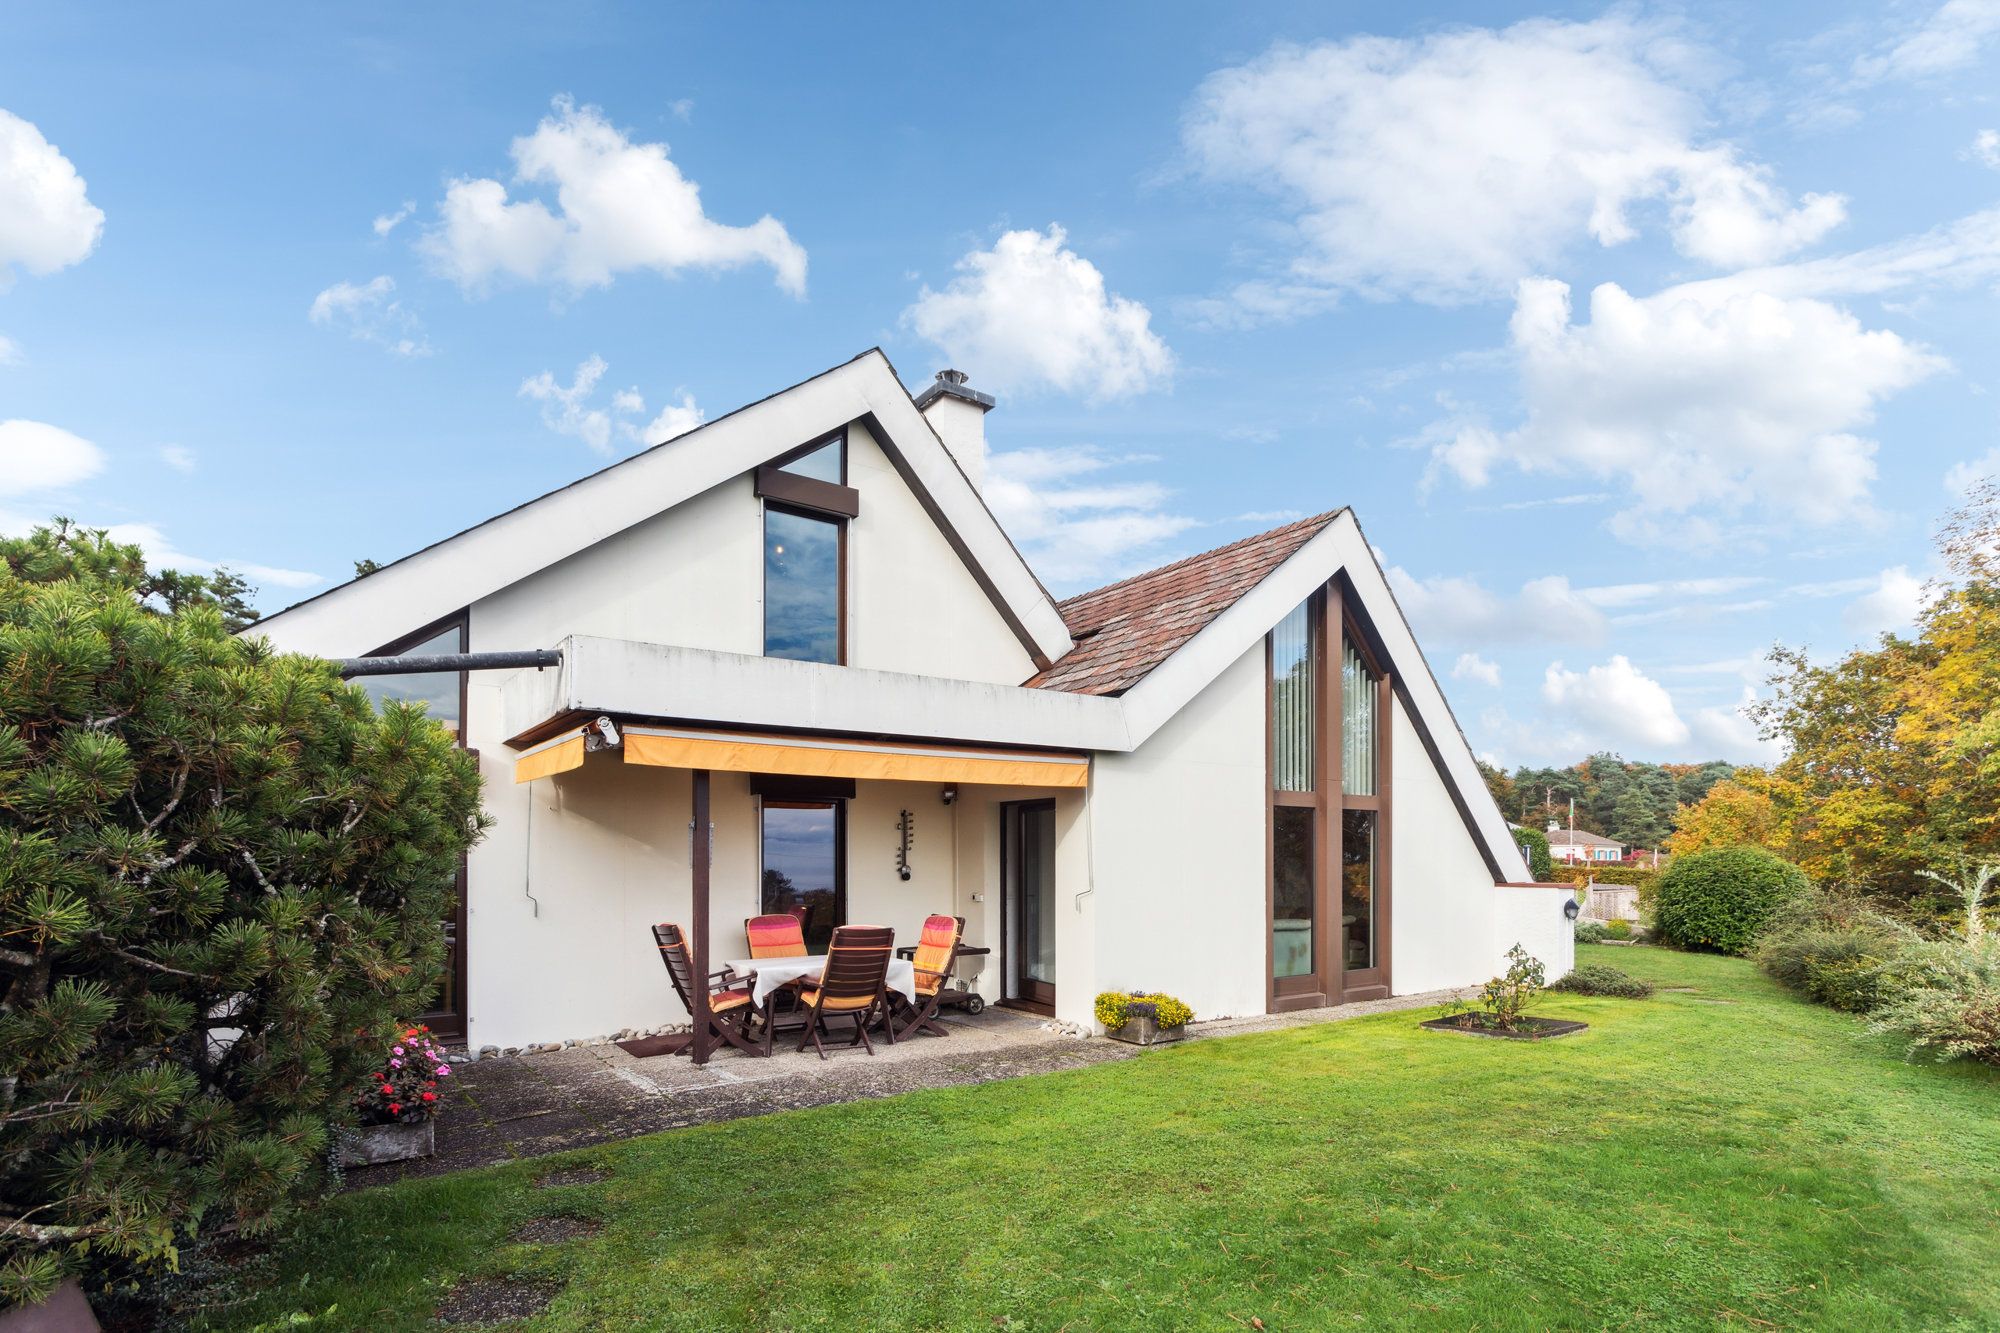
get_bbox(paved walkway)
[352,987,1470,1189]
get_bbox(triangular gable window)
[775,434,844,484]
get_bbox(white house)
[1546,823,1627,865]
[249,351,1573,1053]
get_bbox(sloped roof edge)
[1113,510,1531,884]
[246,349,1072,665]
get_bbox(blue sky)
[4,3,1998,769]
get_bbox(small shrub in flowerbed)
[1095,991,1193,1031]
[1574,919,1609,944]
[1425,946,1584,1040]
[1549,964,1653,999]
[1654,846,1810,955]
[355,1025,453,1124]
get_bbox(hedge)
[1653,846,1811,955]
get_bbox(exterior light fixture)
[1562,896,1581,922]
[940,785,958,806]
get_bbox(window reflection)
[761,802,842,953]
[1273,807,1315,978]
[358,623,462,735]
[765,507,841,663]
[777,435,844,484]
[1342,809,1376,971]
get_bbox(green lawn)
[214,947,2000,1331]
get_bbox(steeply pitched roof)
[1026,511,1343,696]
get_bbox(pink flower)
[436,1065,451,1077]
[392,1046,405,1056]
[389,1059,402,1068]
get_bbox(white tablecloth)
[724,956,919,1008]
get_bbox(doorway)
[1001,800,1058,1012]
[759,800,845,954]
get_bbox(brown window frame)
[761,501,848,666]
[757,795,848,953]
[1265,581,1393,1013]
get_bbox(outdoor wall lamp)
[940,785,958,806]
[1563,896,1581,921]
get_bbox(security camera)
[940,786,958,806]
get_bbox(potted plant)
[341,1024,452,1166]
[1096,991,1193,1045]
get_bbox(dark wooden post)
[690,768,712,1066]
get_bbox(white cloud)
[1385,566,1608,644]
[519,354,703,453]
[983,446,1198,586]
[159,444,194,473]
[636,390,704,445]
[1689,687,1783,763]
[1181,17,1844,311]
[1427,277,1945,542]
[520,354,616,452]
[1854,0,2000,83]
[0,333,17,365]
[903,225,1173,401]
[1971,129,2000,169]
[1543,655,1691,749]
[0,109,104,282]
[1673,205,2000,304]
[101,522,321,589]
[0,419,105,495]
[1946,447,2000,495]
[372,201,415,236]
[308,275,430,356]
[1843,565,1929,636]
[419,95,806,297]
[1452,652,1502,687]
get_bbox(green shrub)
[1549,964,1653,999]
[1653,846,1811,955]
[1514,827,1554,880]
[1604,918,1633,940]
[1479,944,1546,1029]
[1752,886,1908,1013]
[1573,919,1609,944]
[1095,991,1192,1031]
[1869,937,2000,1066]
[0,523,488,1307]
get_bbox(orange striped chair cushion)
[911,914,960,995]
[798,988,875,1013]
[711,989,753,1012]
[746,914,807,959]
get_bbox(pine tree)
[0,521,487,1308]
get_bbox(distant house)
[1545,821,1626,865]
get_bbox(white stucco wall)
[1085,644,1268,1025]
[1388,698,1507,995]
[1494,885,1575,982]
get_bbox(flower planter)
[1104,1015,1186,1046]
[1418,1016,1588,1041]
[341,1118,436,1167]
[0,1279,99,1332]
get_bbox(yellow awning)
[513,729,587,783]
[621,725,1088,788]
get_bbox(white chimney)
[1547,819,1560,834]
[914,369,995,492]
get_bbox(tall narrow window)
[775,434,844,483]
[1342,641,1377,797]
[1342,809,1377,971]
[764,507,842,663]
[760,801,843,953]
[1272,807,1315,978]
[1271,599,1315,792]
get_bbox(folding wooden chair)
[794,924,894,1059]
[653,923,771,1057]
[889,914,965,1040]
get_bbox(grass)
[213,947,2000,1331]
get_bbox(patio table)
[725,955,919,1009]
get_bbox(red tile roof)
[1025,510,1344,696]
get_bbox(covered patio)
[506,695,1090,1064]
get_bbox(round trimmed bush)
[1653,846,1811,955]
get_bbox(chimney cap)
[913,368,996,413]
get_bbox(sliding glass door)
[1003,800,1057,1010]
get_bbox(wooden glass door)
[1003,800,1057,1011]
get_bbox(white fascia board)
[509,635,1129,754]
[1118,510,1531,883]
[246,350,1070,665]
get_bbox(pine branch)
[85,934,202,981]
[131,760,191,835]
[0,1216,111,1245]
[239,847,278,895]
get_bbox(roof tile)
[1024,510,1343,696]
